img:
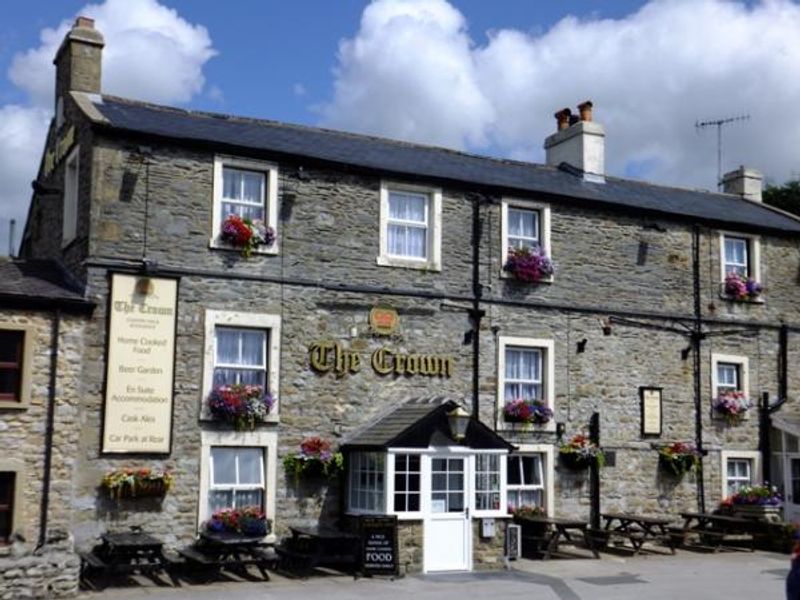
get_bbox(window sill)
[376,255,441,272]
[199,413,280,426]
[718,293,765,305]
[499,270,554,284]
[498,420,556,433]
[711,410,751,423]
[473,512,512,519]
[209,238,279,256]
[0,401,28,411]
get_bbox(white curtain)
[508,208,539,249]
[724,238,748,275]
[388,191,427,258]
[505,348,542,400]
[209,447,264,512]
[222,167,264,221]
[214,327,266,387]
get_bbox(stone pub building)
[3,17,800,596]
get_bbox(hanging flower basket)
[712,391,750,425]
[101,468,174,500]
[206,506,271,537]
[723,272,762,301]
[208,384,274,431]
[657,442,699,477]
[503,399,553,425]
[503,246,554,283]
[559,434,605,470]
[283,437,344,480]
[220,214,276,258]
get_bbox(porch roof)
[341,396,513,452]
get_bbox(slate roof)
[343,396,513,450]
[0,259,93,312]
[85,95,800,236]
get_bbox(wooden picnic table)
[676,512,756,552]
[276,525,360,576]
[514,515,600,560]
[80,529,177,589]
[178,530,276,580]
[600,512,676,554]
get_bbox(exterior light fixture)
[447,406,471,442]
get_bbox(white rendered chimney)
[544,101,605,184]
[721,166,763,202]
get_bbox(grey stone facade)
[8,17,800,590]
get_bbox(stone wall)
[0,530,80,600]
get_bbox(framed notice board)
[640,386,663,437]
[360,515,399,576]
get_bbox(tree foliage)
[763,180,800,217]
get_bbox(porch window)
[507,454,544,510]
[474,454,501,511]
[393,454,421,512]
[348,452,385,512]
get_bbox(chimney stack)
[545,100,605,183]
[53,16,104,106]
[721,166,763,202]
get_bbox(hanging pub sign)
[640,386,663,437]
[369,306,399,335]
[42,125,76,177]
[102,273,178,454]
[360,515,399,576]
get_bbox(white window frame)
[209,446,266,509]
[720,450,761,499]
[377,181,442,271]
[500,199,552,281]
[507,444,554,517]
[497,336,556,432]
[472,450,509,518]
[211,155,279,255]
[718,231,761,284]
[0,323,35,410]
[347,451,387,514]
[213,327,268,387]
[386,449,424,520]
[202,310,281,422]
[711,353,750,420]
[390,452,422,516]
[199,430,277,543]
[62,146,79,247]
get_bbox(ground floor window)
[507,453,544,511]
[720,450,761,500]
[393,454,421,512]
[209,447,265,513]
[0,472,14,543]
[348,452,385,513]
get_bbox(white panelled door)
[423,455,471,572]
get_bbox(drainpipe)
[692,226,706,513]
[762,326,790,483]
[35,309,61,551]
[470,194,485,420]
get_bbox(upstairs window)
[504,347,543,402]
[212,156,279,254]
[716,362,740,395]
[0,331,24,402]
[507,208,540,250]
[724,236,749,277]
[378,182,442,270]
[213,327,268,388]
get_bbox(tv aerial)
[695,114,750,191]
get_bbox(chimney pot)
[74,16,95,29]
[554,108,572,131]
[578,100,593,122]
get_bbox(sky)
[0,0,797,255]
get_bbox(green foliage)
[763,180,800,217]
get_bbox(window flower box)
[101,468,174,500]
[723,272,762,302]
[283,437,343,480]
[220,214,276,258]
[206,506,271,537]
[712,391,750,425]
[559,434,605,470]
[503,399,553,425]
[208,384,274,431]
[503,246,554,283]
[721,484,783,523]
[657,442,699,478]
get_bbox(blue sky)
[0,0,796,254]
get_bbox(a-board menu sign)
[360,515,398,576]
[102,273,178,454]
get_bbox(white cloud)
[0,0,216,254]
[322,0,800,190]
